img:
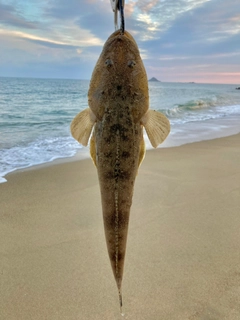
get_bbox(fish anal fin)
[90,133,97,167]
[138,137,146,168]
[70,108,96,146]
[141,110,170,148]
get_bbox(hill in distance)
[148,77,161,82]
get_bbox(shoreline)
[1,78,240,184]
[2,122,240,183]
[1,133,240,319]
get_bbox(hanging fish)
[71,29,170,311]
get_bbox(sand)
[0,134,240,320]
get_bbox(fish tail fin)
[119,288,124,316]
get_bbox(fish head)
[88,30,149,122]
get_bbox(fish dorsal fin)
[70,108,96,146]
[141,110,170,148]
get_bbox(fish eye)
[105,59,113,67]
[128,60,136,68]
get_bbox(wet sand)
[1,134,240,319]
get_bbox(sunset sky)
[0,0,240,84]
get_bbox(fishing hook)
[110,0,125,34]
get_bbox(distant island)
[148,77,161,82]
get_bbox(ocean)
[0,77,240,183]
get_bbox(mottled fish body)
[71,30,170,306]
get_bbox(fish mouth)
[107,30,136,45]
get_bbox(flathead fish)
[71,30,170,309]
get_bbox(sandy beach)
[1,134,240,320]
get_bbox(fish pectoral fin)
[138,137,146,168]
[70,108,96,146]
[90,133,97,167]
[141,110,170,148]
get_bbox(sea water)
[0,77,240,183]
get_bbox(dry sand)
[0,134,240,320]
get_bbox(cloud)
[136,0,160,13]
[0,28,103,48]
[128,0,212,39]
[141,0,240,56]
[0,0,240,83]
[0,2,38,29]
[45,0,113,38]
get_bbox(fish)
[71,29,170,310]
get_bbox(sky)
[0,0,240,84]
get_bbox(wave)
[165,98,216,116]
[160,97,240,125]
[0,136,82,183]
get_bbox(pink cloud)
[136,0,160,13]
